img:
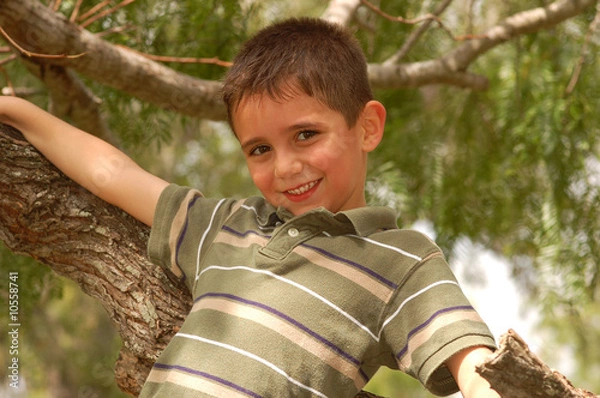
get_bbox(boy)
[0,18,498,397]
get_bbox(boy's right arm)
[0,96,169,226]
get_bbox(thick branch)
[445,0,596,72]
[0,122,191,395]
[0,0,226,120]
[369,61,489,90]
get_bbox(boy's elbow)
[89,153,131,194]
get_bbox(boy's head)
[222,17,373,131]
[223,18,385,216]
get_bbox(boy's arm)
[446,346,500,398]
[0,96,169,226]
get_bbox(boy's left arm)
[446,346,500,398]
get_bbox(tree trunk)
[2,123,599,397]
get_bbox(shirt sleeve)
[381,251,497,396]
[147,184,238,292]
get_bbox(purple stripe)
[358,367,369,383]
[153,362,263,398]
[302,243,398,290]
[174,194,203,282]
[396,305,475,360]
[197,292,362,367]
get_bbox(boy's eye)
[250,144,271,156]
[297,130,317,141]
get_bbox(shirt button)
[287,228,299,237]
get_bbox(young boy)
[0,18,499,398]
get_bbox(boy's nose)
[274,153,302,178]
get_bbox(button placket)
[259,224,316,260]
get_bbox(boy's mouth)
[284,180,321,202]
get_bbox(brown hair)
[222,17,373,131]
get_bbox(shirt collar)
[336,206,399,236]
[266,205,398,237]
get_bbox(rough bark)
[0,122,191,395]
[477,329,600,398]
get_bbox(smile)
[286,180,319,195]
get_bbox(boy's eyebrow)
[240,137,263,151]
[288,121,323,131]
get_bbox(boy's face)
[233,92,384,216]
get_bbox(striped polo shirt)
[142,184,496,397]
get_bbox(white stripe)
[240,204,278,231]
[175,332,329,398]
[194,199,228,283]
[240,204,259,217]
[199,265,380,341]
[378,280,459,339]
[350,235,423,262]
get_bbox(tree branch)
[0,122,191,396]
[0,0,595,117]
[444,0,596,73]
[368,0,596,90]
[382,0,454,65]
[0,0,226,120]
[322,0,361,25]
[478,329,599,398]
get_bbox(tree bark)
[0,0,226,121]
[477,329,600,398]
[0,122,191,395]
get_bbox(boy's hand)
[447,346,500,398]
[0,96,168,226]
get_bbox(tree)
[1,0,599,396]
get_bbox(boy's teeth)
[287,181,317,195]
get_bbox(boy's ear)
[360,100,386,152]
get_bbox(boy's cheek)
[248,169,271,192]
